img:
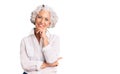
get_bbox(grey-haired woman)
[20,5,61,74]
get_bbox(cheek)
[35,24,37,28]
[46,22,51,27]
[35,19,40,23]
[35,17,41,22]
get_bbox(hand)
[35,27,49,47]
[48,57,62,67]
[40,57,62,69]
[35,27,47,38]
[40,62,48,69]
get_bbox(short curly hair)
[30,5,58,28]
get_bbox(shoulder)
[21,35,33,43]
[49,34,60,41]
[49,34,60,40]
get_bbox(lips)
[38,24,44,27]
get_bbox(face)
[35,10,51,29]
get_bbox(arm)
[41,57,62,69]
[20,39,43,71]
[36,28,61,67]
[42,35,60,64]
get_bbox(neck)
[34,29,41,42]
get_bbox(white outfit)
[20,29,60,74]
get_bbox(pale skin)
[34,9,62,69]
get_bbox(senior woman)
[20,5,61,74]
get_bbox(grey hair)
[30,5,58,28]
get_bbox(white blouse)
[20,29,60,74]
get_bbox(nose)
[41,18,45,24]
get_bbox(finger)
[55,64,58,66]
[36,31,40,34]
[36,29,42,34]
[36,29,40,33]
[54,62,59,66]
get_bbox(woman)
[20,5,61,74]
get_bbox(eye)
[37,16,42,18]
[45,18,49,21]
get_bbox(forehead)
[38,10,50,17]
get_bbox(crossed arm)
[20,35,61,71]
[41,57,62,69]
[35,28,62,69]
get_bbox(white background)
[0,0,120,74]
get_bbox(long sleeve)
[42,35,60,64]
[20,39,43,72]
